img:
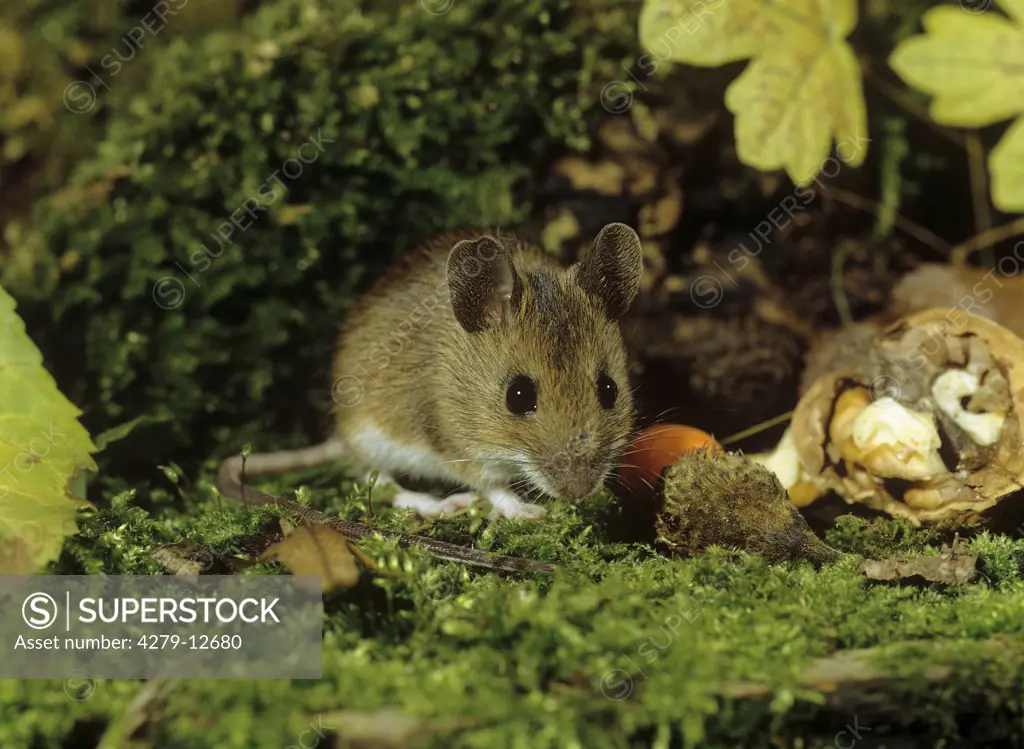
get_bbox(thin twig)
[950,217,1024,269]
[831,241,855,328]
[862,66,965,148]
[965,132,994,268]
[721,411,794,446]
[822,186,951,256]
[364,474,375,524]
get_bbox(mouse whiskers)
[607,462,658,497]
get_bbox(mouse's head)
[444,223,642,502]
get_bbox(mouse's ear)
[572,223,642,320]
[446,236,523,333]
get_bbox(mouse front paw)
[485,489,546,520]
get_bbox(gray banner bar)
[0,575,322,678]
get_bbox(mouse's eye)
[506,375,538,416]
[597,373,618,409]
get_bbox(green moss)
[4,0,639,476]
[6,470,1014,748]
[824,515,968,558]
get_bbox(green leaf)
[888,6,1024,128]
[638,0,768,67]
[638,0,866,186]
[889,1,1024,211]
[725,38,867,185]
[0,285,97,573]
[991,117,1024,212]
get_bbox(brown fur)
[331,227,638,500]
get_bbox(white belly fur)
[351,423,546,520]
[353,424,464,485]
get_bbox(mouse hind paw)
[392,488,545,521]
[393,490,478,518]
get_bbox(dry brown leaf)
[551,157,626,195]
[150,540,249,575]
[260,522,360,593]
[860,537,980,586]
[151,542,212,576]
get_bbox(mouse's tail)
[214,437,555,574]
[216,437,347,507]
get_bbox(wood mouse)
[216,223,642,567]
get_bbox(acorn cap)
[656,449,842,567]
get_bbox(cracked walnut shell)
[787,308,1024,524]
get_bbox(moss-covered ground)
[3,467,1024,748]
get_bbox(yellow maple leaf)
[890,1,1024,212]
[991,118,1024,211]
[639,0,770,67]
[0,285,96,574]
[638,0,866,186]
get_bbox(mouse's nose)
[548,449,602,500]
[543,430,604,499]
[558,471,600,500]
